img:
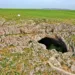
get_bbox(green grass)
[0,9,75,20]
[0,9,75,24]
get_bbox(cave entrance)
[38,36,68,53]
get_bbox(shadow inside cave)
[38,36,68,53]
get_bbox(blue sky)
[0,0,75,10]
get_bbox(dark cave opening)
[38,37,68,53]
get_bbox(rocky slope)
[0,18,75,75]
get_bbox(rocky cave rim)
[38,36,68,53]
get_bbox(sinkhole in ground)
[38,37,68,53]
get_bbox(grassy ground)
[0,9,75,24]
[0,9,75,21]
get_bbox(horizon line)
[0,8,75,10]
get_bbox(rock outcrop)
[0,19,75,74]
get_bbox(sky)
[0,0,75,10]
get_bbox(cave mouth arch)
[38,37,68,53]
